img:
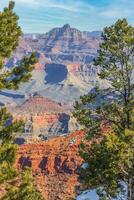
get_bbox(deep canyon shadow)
[45,63,68,84]
[0,91,24,99]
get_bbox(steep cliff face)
[11,95,77,137]
[0,25,108,138]
[11,24,100,63]
[1,24,106,106]
[43,24,100,55]
[16,131,85,200]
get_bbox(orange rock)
[16,130,85,200]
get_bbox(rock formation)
[16,131,85,200]
[0,24,108,137]
[10,94,79,138]
[1,24,107,106]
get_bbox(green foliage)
[96,19,134,130]
[3,52,37,90]
[0,143,17,184]
[0,108,22,185]
[80,130,134,199]
[0,1,44,199]
[0,108,24,143]
[0,1,21,63]
[0,1,37,90]
[2,168,44,200]
[74,19,134,200]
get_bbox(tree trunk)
[132,177,134,200]
[128,177,134,200]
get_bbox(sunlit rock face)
[16,131,85,200]
[10,94,79,138]
[1,25,107,137]
[2,24,106,106]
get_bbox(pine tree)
[0,1,44,199]
[0,1,37,90]
[1,168,44,200]
[73,19,134,200]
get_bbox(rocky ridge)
[2,24,106,106]
[0,25,107,137]
[16,131,85,200]
[11,94,79,139]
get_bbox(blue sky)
[1,0,134,33]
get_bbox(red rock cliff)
[16,131,85,200]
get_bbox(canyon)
[10,94,79,140]
[0,25,109,199]
[2,24,106,106]
[0,24,108,138]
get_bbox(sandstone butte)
[10,95,72,136]
[15,130,86,200]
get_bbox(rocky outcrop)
[42,24,100,55]
[14,95,67,114]
[1,24,107,106]
[1,25,108,138]
[16,131,85,200]
[11,95,76,137]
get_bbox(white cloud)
[14,0,86,12]
[100,8,133,18]
[2,0,133,33]
[99,0,134,19]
